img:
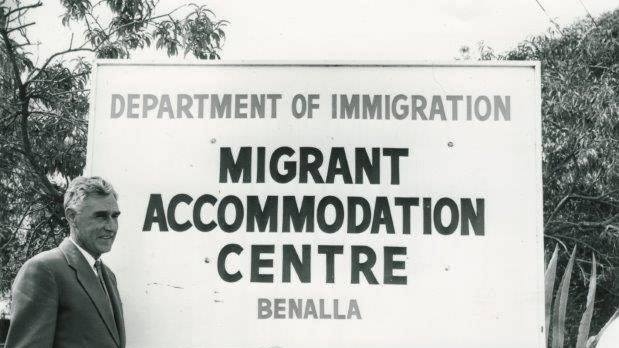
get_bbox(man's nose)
[104,217,117,231]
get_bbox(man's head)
[64,176,120,259]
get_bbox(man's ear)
[65,208,77,228]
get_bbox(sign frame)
[85,60,544,348]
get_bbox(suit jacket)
[5,239,125,348]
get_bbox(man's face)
[69,194,120,259]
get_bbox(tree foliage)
[481,9,618,346]
[0,0,227,296]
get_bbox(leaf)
[211,32,220,47]
[545,244,560,343]
[551,247,577,348]
[575,254,597,348]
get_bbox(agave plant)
[545,245,600,348]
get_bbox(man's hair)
[64,176,118,213]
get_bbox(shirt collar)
[69,237,99,274]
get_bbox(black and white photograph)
[0,1,617,347]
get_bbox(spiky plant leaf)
[545,244,560,343]
[551,247,577,348]
[575,254,597,348]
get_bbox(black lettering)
[218,244,243,282]
[299,147,324,183]
[394,197,419,235]
[355,148,380,184]
[247,196,278,232]
[282,244,311,283]
[423,198,432,234]
[220,147,252,183]
[142,194,168,231]
[351,245,378,284]
[282,196,315,232]
[218,195,244,232]
[371,196,395,234]
[384,246,407,284]
[382,148,409,184]
[317,196,344,233]
[193,194,217,232]
[347,197,371,233]
[326,148,353,184]
[434,198,459,235]
[270,147,296,183]
[461,198,485,235]
[257,147,265,183]
[167,194,193,232]
[251,245,275,283]
[318,245,343,283]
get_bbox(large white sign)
[86,61,543,348]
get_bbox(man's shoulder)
[20,246,66,274]
[12,246,68,291]
[28,246,65,264]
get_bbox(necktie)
[94,259,115,317]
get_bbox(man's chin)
[97,241,115,254]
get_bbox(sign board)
[86,61,543,348]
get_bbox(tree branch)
[6,21,35,34]
[545,192,573,230]
[544,234,569,252]
[0,201,35,251]
[29,69,90,84]
[1,24,61,199]
[18,101,61,198]
[533,0,564,35]
[544,191,619,230]
[48,88,90,97]
[26,48,94,84]
[78,3,188,52]
[576,0,598,27]
[28,110,87,127]
[547,214,619,230]
[545,234,611,262]
[3,1,42,18]
[572,190,619,202]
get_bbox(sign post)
[87,62,543,348]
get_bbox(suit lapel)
[60,239,120,346]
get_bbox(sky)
[24,0,619,62]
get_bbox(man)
[5,176,125,348]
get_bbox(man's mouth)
[100,235,115,240]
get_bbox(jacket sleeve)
[5,258,58,348]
